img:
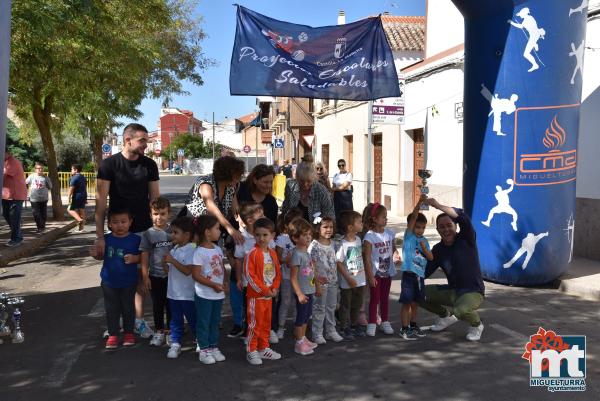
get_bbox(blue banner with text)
[230,6,400,101]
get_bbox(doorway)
[412,128,425,208]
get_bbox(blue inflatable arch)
[452,0,587,285]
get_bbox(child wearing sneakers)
[163,216,197,358]
[232,203,276,342]
[336,210,367,340]
[274,208,303,340]
[289,218,318,355]
[244,218,282,365]
[140,197,173,347]
[362,203,401,337]
[399,195,433,340]
[308,215,343,344]
[91,209,141,349]
[192,215,228,364]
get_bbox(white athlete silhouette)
[503,232,549,270]
[482,178,518,231]
[508,8,546,72]
[481,84,518,136]
[569,0,588,17]
[564,214,575,263]
[569,40,585,85]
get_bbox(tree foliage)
[5,119,45,171]
[162,133,222,160]
[9,0,212,218]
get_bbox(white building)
[314,13,426,215]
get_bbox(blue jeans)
[195,295,223,350]
[168,299,196,345]
[229,277,243,326]
[2,200,23,242]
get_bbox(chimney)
[337,10,345,25]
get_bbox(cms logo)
[513,105,579,186]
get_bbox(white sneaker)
[199,349,216,364]
[167,343,181,359]
[366,323,377,337]
[466,322,484,341]
[247,351,263,365]
[259,347,282,360]
[381,321,394,335]
[431,315,459,332]
[312,335,327,345]
[134,319,154,339]
[276,327,285,339]
[211,348,226,362]
[150,332,165,346]
[325,331,344,343]
[269,330,279,344]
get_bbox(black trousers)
[30,201,48,230]
[102,283,136,336]
[150,276,171,331]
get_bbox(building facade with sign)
[313,13,425,216]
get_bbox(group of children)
[93,194,434,365]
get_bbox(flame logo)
[542,115,566,149]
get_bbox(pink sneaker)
[294,339,314,356]
[303,336,318,349]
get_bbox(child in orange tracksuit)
[244,217,282,366]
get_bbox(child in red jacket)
[244,217,282,366]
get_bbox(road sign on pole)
[274,138,284,148]
[243,145,251,153]
[177,148,185,157]
[102,143,111,153]
[154,149,161,156]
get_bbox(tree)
[9,0,212,219]
[5,119,45,171]
[163,133,222,161]
[55,134,92,171]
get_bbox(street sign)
[372,98,405,124]
[372,77,405,125]
[243,145,251,153]
[177,148,185,157]
[154,149,161,156]
[102,143,111,153]
[274,138,284,148]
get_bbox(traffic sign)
[274,138,284,148]
[177,148,185,157]
[154,149,161,156]
[102,143,111,153]
[243,145,251,153]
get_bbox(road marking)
[86,297,104,318]
[43,344,86,388]
[489,323,529,342]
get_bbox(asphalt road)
[0,176,598,400]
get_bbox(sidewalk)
[0,199,86,267]
[386,214,600,301]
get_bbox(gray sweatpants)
[278,279,294,327]
[311,284,338,337]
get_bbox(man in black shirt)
[94,123,160,338]
[420,198,485,341]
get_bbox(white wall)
[576,6,600,200]
[425,0,464,58]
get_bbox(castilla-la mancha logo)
[522,327,586,392]
[513,105,578,186]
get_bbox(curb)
[558,278,600,301]
[0,221,78,267]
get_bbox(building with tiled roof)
[381,15,425,52]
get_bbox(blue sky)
[129,0,425,131]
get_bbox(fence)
[25,172,96,199]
